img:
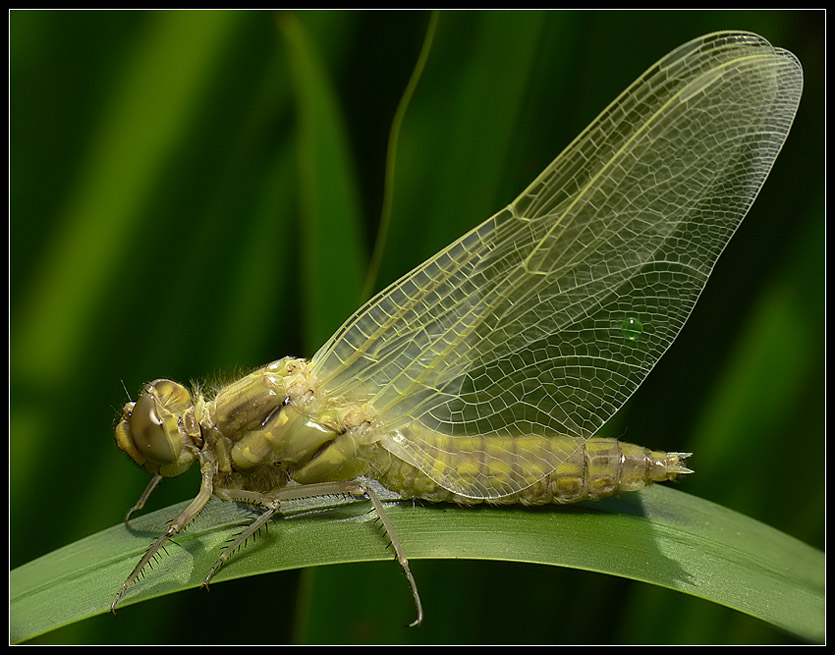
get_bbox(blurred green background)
[10,9,823,644]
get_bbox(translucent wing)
[310,32,803,498]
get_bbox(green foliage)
[10,486,824,643]
[11,9,823,644]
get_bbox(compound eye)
[130,393,179,464]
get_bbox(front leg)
[123,473,163,524]
[111,455,216,611]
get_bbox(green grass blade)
[279,12,367,350]
[361,11,439,300]
[10,485,824,644]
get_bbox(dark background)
[11,9,824,644]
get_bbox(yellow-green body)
[117,357,689,508]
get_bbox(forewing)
[310,32,803,498]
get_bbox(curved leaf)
[10,485,824,644]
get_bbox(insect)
[111,31,802,626]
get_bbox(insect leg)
[202,481,424,625]
[202,488,281,588]
[348,481,424,628]
[275,481,424,627]
[123,473,163,524]
[110,456,215,611]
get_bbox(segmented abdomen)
[373,435,691,505]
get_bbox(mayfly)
[111,32,802,626]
